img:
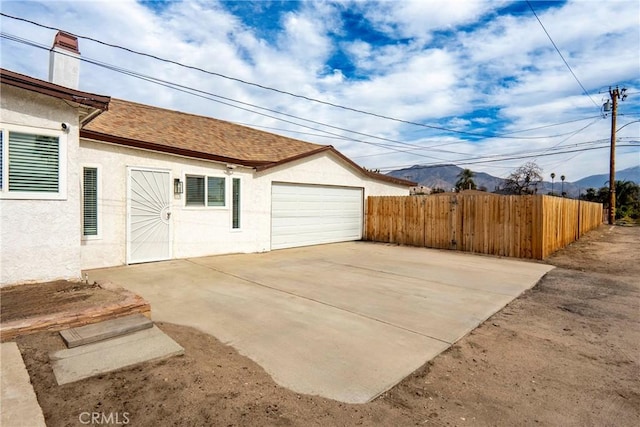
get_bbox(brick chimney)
[48,31,80,89]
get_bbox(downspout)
[80,108,104,127]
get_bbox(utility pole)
[606,86,627,224]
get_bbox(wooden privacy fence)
[364,194,603,260]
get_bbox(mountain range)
[387,165,640,197]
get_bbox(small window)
[0,126,66,200]
[232,178,241,229]
[207,177,225,206]
[83,167,98,236]
[185,175,226,207]
[186,175,205,206]
[8,132,59,192]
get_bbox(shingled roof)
[2,66,412,186]
[81,98,325,166]
[80,98,414,186]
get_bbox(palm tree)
[560,175,566,197]
[550,172,556,195]
[455,169,476,192]
[615,180,640,218]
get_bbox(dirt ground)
[15,225,640,426]
[1,280,124,323]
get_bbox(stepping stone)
[60,313,152,348]
[50,326,184,385]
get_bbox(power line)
[229,122,354,142]
[353,134,611,161]
[4,30,632,172]
[496,115,602,135]
[530,118,600,162]
[5,34,636,178]
[0,12,605,140]
[0,32,457,161]
[247,114,604,143]
[525,0,601,110]
[4,31,607,168]
[357,125,630,163]
[377,143,638,171]
[425,138,609,164]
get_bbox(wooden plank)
[0,289,151,343]
[60,313,153,348]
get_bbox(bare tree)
[504,162,543,195]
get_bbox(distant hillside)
[387,164,504,192]
[386,164,640,197]
[573,165,640,189]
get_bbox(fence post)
[577,197,581,240]
[450,194,457,250]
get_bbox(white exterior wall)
[0,86,82,286]
[79,140,260,269]
[253,152,408,251]
[79,142,408,269]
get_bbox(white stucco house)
[0,32,412,287]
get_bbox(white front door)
[127,168,171,264]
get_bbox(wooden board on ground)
[60,313,153,348]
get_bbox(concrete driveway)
[87,242,553,403]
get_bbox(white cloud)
[0,0,638,181]
[360,0,506,41]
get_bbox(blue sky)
[1,0,638,181]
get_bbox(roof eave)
[0,68,110,111]
[80,129,270,167]
[256,146,416,187]
[254,146,334,172]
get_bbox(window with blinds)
[8,132,59,192]
[186,175,226,207]
[207,177,225,206]
[232,178,241,229]
[83,167,98,236]
[186,175,205,206]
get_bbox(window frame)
[81,164,102,240]
[207,176,226,207]
[231,177,241,230]
[184,173,227,209]
[185,174,206,207]
[0,123,67,200]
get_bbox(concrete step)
[1,342,46,427]
[60,313,152,348]
[50,326,184,385]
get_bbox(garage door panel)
[272,210,361,219]
[273,197,359,206]
[271,183,363,250]
[272,214,361,226]
[275,228,361,240]
[274,230,361,248]
[272,219,361,232]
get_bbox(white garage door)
[271,183,363,250]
